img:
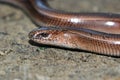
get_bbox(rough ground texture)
[0,0,120,80]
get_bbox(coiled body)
[0,0,120,56]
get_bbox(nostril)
[28,32,34,39]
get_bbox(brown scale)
[2,0,120,34]
[1,0,120,56]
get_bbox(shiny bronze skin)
[30,0,120,34]
[29,27,120,56]
[1,0,120,56]
[1,0,120,34]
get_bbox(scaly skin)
[1,0,120,56]
[29,27,120,56]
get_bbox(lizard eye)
[34,32,50,39]
[39,33,49,37]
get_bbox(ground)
[0,0,120,80]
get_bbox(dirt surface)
[0,0,120,80]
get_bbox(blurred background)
[0,0,120,80]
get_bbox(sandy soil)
[0,0,120,80]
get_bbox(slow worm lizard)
[0,0,120,56]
